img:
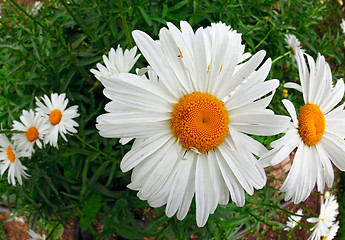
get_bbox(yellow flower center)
[324,235,328,240]
[298,104,325,146]
[26,127,39,142]
[170,92,229,153]
[49,109,62,125]
[6,146,15,163]
[37,238,43,240]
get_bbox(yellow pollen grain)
[298,104,325,146]
[49,109,62,125]
[6,146,15,163]
[178,47,183,58]
[26,127,39,142]
[170,92,229,153]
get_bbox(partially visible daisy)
[285,34,305,57]
[97,21,289,227]
[35,93,79,148]
[307,195,339,239]
[0,134,30,186]
[90,45,140,81]
[284,208,303,231]
[323,221,340,240]
[27,229,46,240]
[30,1,43,16]
[340,19,345,34]
[260,50,345,203]
[12,109,50,156]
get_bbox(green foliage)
[0,0,344,238]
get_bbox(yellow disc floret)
[298,104,325,146]
[26,127,39,142]
[170,92,229,153]
[6,146,15,163]
[49,109,62,125]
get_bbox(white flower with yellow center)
[27,229,46,240]
[260,49,345,203]
[323,221,339,240]
[11,109,50,156]
[96,21,289,227]
[284,208,303,231]
[307,195,339,240]
[35,93,79,148]
[90,45,140,81]
[0,134,30,186]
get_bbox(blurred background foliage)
[0,0,344,239]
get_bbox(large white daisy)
[260,50,345,203]
[90,45,140,81]
[96,21,289,227]
[0,134,30,186]
[27,229,46,240]
[35,93,79,148]
[11,109,50,156]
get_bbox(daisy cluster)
[0,93,79,186]
[92,21,345,229]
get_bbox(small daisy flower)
[282,89,288,98]
[90,45,140,81]
[284,208,303,231]
[260,49,345,203]
[307,195,339,239]
[96,21,289,227]
[0,134,30,186]
[285,34,305,57]
[27,229,46,240]
[12,109,50,156]
[35,93,79,148]
[30,1,43,16]
[340,19,345,34]
[323,221,340,240]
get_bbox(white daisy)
[35,93,79,148]
[96,21,289,227]
[284,208,303,231]
[323,221,339,240]
[30,1,43,16]
[11,109,50,156]
[307,195,339,239]
[0,134,30,186]
[90,45,140,81]
[260,50,345,203]
[340,19,345,34]
[285,34,305,57]
[27,229,46,240]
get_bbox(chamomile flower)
[35,93,79,148]
[27,229,46,240]
[307,195,339,239]
[260,50,345,203]
[0,134,30,186]
[323,221,340,240]
[11,109,49,156]
[284,208,303,231]
[90,45,140,81]
[285,34,305,57]
[96,21,289,227]
[340,19,345,34]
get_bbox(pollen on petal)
[49,109,62,125]
[170,92,229,153]
[298,104,325,146]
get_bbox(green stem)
[0,130,25,134]
[117,0,132,48]
[272,51,292,64]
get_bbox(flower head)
[260,49,345,203]
[340,19,345,34]
[96,21,289,227]
[285,34,305,57]
[90,45,140,81]
[35,93,79,148]
[11,109,49,156]
[30,1,43,16]
[0,134,30,186]
[284,208,303,231]
[27,229,46,240]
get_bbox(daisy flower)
[90,45,140,81]
[35,93,79,148]
[27,229,46,240]
[285,34,305,57]
[340,19,345,34]
[284,208,303,231]
[96,21,289,227]
[30,1,43,16]
[11,109,50,156]
[260,49,345,203]
[323,221,340,240]
[0,134,30,186]
[307,195,339,239]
